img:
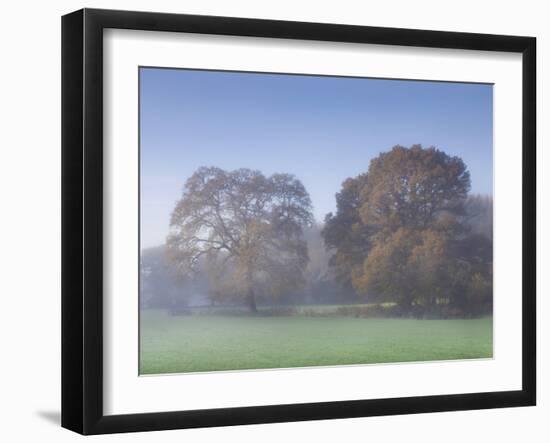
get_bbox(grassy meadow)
[140,309,493,375]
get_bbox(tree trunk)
[244,266,258,313]
[246,287,257,313]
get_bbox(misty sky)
[140,68,493,249]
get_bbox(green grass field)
[140,310,492,374]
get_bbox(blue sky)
[140,68,493,248]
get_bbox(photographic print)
[62,10,536,433]
[139,68,494,375]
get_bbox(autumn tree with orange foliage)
[323,145,492,317]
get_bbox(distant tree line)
[141,145,492,318]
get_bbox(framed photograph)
[62,8,536,435]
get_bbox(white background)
[0,0,546,441]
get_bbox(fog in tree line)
[140,145,493,318]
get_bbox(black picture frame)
[62,8,536,435]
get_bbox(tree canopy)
[322,174,373,290]
[359,145,470,231]
[323,145,492,317]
